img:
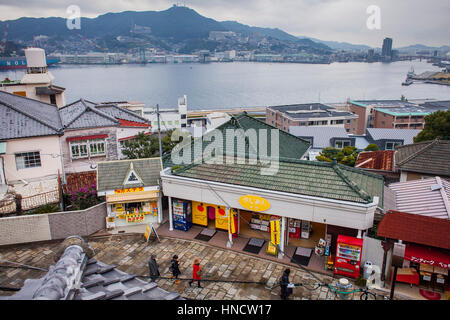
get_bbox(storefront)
[96,158,163,230]
[161,158,383,261]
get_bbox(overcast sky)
[0,0,448,47]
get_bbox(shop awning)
[404,244,450,269]
[106,190,159,204]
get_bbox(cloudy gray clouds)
[0,0,448,47]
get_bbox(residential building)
[0,48,66,107]
[143,95,188,133]
[365,128,422,150]
[59,99,151,192]
[381,37,393,60]
[266,103,358,133]
[288,126,354,160]
[0,90,64,212]
[348,99,450,134]
[395,139,450,182]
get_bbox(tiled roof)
[173,157,384,205]
[163,112,311,168]
[1,237,182,300]
[97,158,162,192]
[377,210,450,249]
[289,126,350,149]
[0,90,63,139]
[387,177,450,220]
[269,103,355,119]
[366,128,421,145]
[355,150,395,172]
[59,99,150,130]
[395,139,450,177]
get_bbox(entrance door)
[207,206,216,228]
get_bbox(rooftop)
[350,100,417,108]
[377,210,450,250]
[0,90,63,140]
[269,103,355,119]
[395,139,450,177]
[173,156,384,206]
[289,126,350,149]
[386,177,450,220]
[366,128,421,144]
[355,150,395,172]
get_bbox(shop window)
[15,151,41,169]
[70,139,106,159]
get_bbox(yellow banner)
[115,187,144,194]
[228,209,236,234]
[270,219,280,245]
[239,195,270,212]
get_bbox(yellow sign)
[115,187,144,194]
[144,224,151,241]
[270,219,280,245]
[239,195,271,212]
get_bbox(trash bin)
[336,278,353,300]
[363,261,373,280]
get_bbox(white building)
[142,95,188,132]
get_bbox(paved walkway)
[0,234,399,300]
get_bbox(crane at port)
[0,23,9,54]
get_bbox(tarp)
[404,244,450,269]
[106,190,158,204]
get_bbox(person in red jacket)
[188,258,203,288]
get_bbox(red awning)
[66,134,108,142]
[404,244,450,269]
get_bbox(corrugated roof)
[0,90,63,139]
[377,210,450,249]
[395,139,450,177]
[173,157,384,205]
[355,150,395,172]
[387,177,450,219]
[289,126,349,149]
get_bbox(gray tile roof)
[395,139,450,177]
[0,237,182,300]
[366,128,422,145]
[289,126,350,149]
[0,90,63,139]
[97,158,163,192]
[269,103,356,119]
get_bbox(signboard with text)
[239,195,271,212]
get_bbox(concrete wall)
[0,202,106,246]
[361,235,391,287]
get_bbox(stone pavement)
[0,234,401,300]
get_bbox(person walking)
[279,268,293,300]
[169,254,181,284]
[148,254,160,282]
[188,258,203,288]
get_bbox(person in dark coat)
[170,255,181,284]
[148,254,160,282]
[280,268,292,300]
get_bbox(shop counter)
[396,268,420,286]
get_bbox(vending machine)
[172,199,192,231]
[334,235,363,279]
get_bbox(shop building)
[161,157,384,268]
[96,158,163,231]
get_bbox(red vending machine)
[334,235,363,279]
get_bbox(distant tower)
[381,37,393,60]
[20,47,55,84]
[178,95,187,128]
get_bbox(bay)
[1,60,449,110]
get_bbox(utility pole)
[156,104,163,157]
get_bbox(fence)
[0,202,106,246]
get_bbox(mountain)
[0,5,330,52]
[396,44,450,52]
[303,37,372,51]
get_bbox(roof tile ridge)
[98,103,150,124]
[82,100,120,124]
[435,176,450,219]
[61,98,91,129]
[0,99,62,133]
[397,139,439,167]
[59,98,84,110]
[332,162,372,202]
